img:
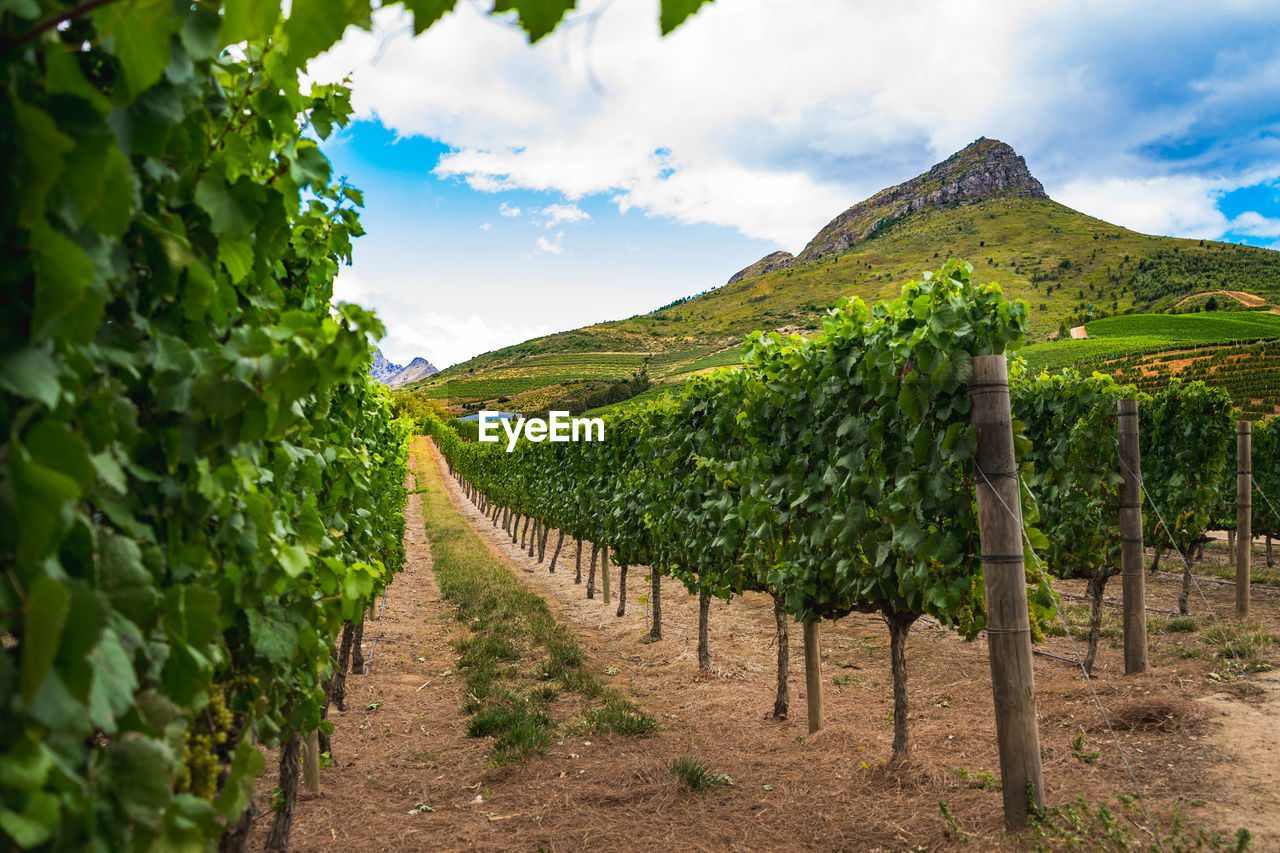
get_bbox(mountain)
[370,348,403,384]
[371,348,439,388]
[400,138,1280,416]
[729,138,1046,282]
[391,357,439,387]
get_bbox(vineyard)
[1086,312,1280,345]
[417,262,1279,847]
[404,305,1280,419]
[5,1,1280,851]
[1033,341,1280,420]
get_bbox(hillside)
[401,138,1280,415]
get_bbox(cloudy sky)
[310,0,1280,368]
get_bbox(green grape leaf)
[248,610,299,664]
[403,0,458,34]
[0,347,61,408]
[103,734,174,822]
[13,99,73,229]
[26,421,94,493]
[660,0,713,35]
[30,221,94,340]
[221,0,280,43]
[491,0,576,43]
[0,791,60,849]
[213,740,267,821]
[19,577,71,705]
[96,0,175,98]
[279,544,310,578]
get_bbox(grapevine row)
[428,262,1259,767]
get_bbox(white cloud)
[479,222,492,231]
[381,310,552,370]
[309,0,1280,250]
[1055,174,1231,239]
[535,231,565,254]
[1229,210,1280,239]
[498,201,521,217]
[330,268,369,305]
[539,203,590,226]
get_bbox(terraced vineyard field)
[1017,310,1280,375]
[1095,340,1280,419]
[1087,311,1280,343]
[665,346,746,376]
[408,346,749,413]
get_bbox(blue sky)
[312,0,1280,367]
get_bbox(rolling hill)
[399,138,1280,417]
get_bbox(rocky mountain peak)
[370,347,439,388]
[727,250,795,285]
[728,138,1047,282]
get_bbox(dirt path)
[422,443,1273,849]
[247,443,498,850]
[1172,290,1270,309]
[249,438,1280,850]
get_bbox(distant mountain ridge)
[730,138,1047,283]
[371,347,438,388]
[402,136,1280,417]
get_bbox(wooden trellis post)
[969,354,1044,830]
[1118,399,1148,674]
[1238,421,1252,619]
[803,621,823,734]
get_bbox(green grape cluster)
[178,686,237,800]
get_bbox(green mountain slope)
[403,139,1280,416]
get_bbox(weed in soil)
[668,755,733,791]
[581,695,659,736]
[1203,623,1276,671]
[1028,795,1253,852]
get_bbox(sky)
[309,0,1280,368]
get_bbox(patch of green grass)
[417,447,657,765]
[555,668,606,698]
[467,695,555,765]
[1203,623,1276,671]
[668,755,733,791]
[581,696,658,737]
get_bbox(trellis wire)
[363,585,392,675]
[977,465,1166,853]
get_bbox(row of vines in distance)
[427,261,1263,767]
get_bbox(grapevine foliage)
[430,261,1057,757]
[1255,419,1280,541]
[1014,369,1126,582]
[1138,382,1235,557]
[0,0,718,847]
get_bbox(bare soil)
[249,438,1280,851]
[1171,290,1270,309]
